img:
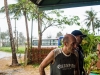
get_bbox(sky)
[0,0,100,38]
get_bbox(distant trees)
[0,31,10,46]
[56,31,63,38]
[18,32,26,45]
[0,31,26,46]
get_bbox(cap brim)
[81,35,87,37]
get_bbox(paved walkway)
[0,51,24,59]
[0,51,12,59]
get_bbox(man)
[71,30,87,75]
[39,34,79,75]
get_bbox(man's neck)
[62,47,70,55]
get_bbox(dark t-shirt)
[50,48,77,75]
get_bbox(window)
[33,38,58,46]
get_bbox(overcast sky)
[0,0,100,38]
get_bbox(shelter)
[30,0,100,11]
[30,0,100,66]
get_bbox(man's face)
[76,35,83,45]
[66,37,77,53]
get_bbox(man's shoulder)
[53,48,62,57]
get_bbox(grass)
[0,46,25,53]
[32,64,39,67]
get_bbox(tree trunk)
[4,0,18,66]
[38,11,42,63]
[23,11,30,65]
[92,21,95,34]
[38,12,42,50]
[30,18,33,64]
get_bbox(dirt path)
[0,51,50,75]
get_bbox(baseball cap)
[71,30,87,37]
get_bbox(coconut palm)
[0,0,36,65]
[84,8,100,34]
[4,0,18,66]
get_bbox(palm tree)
[4,0,18,66]
[84,8,99,34]
[0,0,35,65]
[15,0,30,65]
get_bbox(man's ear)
[64,42,67,46]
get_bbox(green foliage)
[0,0,36,20]
[80,28,100,72]
[32,64,39,67]
[80,28,100,56]
[84,52,98,71]
[0,46,25,53]
[0,47,11,52]
[41,10,80,33]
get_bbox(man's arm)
[39,50,54,75]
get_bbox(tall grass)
[0,46,25,53]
